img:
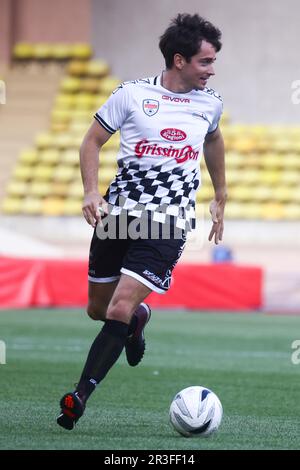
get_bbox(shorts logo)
[143,99,159,116]
[143,270,163,286]
[160,128,187,142]
[161,270,172,289]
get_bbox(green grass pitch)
[0,308,299,450]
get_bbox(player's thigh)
[106,274,151,324]
[87,280,119,321]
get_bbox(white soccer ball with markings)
[169,386,223,437]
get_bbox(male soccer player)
[57,13,227,430]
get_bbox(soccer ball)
[169,386,223,437]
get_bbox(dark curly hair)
[159,13,222,69]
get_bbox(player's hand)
[208,197,226,245]
[82,192,108,227]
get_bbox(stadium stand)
[1,44,120,215]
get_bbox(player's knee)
[106,299,133,323]
[86,303,106,321]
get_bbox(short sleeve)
[94,85,130,134]
[207,99,223,134]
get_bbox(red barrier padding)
[148,264,262,310]
[0,257,262,310]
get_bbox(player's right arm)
[80,121,111,227]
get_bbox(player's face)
[181,40,216,91]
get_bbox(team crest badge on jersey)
[143,99,159,116]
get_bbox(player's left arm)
[203,126,227,244]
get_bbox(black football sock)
[76,319,128,403]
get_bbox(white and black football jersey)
[94,74,223,230]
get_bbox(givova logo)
[0,340,6,364]
[0,80,6,104]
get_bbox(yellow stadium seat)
[42,197,64,215]
[86,60,110,77]
[272,187,294,202]
[51,182,69,197]
[67,60,88,76]
[35,132,54,149]
[69,121,89,136]
[250,186,273,201]
[291,188,300,203]
[13,165,33,181]
[55,94,76,109]
[74,93,95,109]
[102,135,120,150]
[225,202,244,219]
[261,202,284,220]
[33,43,52,60]
[229,186,253,201]
[71,135,84,147]
[93,94,108,108]
[71,44,92,60]
[255,140,270,152]
[229,125,249,138]
[283,155,300,169]
[53,165,76,182]
[72,171,83,182]
[233,138,257,154]
[259,171,281,185]
[100,150,118,167]
[260,154,282,168]
[6,181,27,197]
[272,137,293,153]
[52,44,73,60]
[99,76,120,95]
[226,169,242,185]
[225,152,244,168]
[60,77,82,93]
[51,108,72,125]
[19,149,39,165]
[13,43,34,60]
[242,203,262,219]
[99,182,109,195]
[281,172,299,185]
[28,182,52,197]
[61,149,79,165]
[63,199,82,215]
[99,167,117,184]
[51,133,75,149]
[71,110,91,121]
[68,182,83,198]
[244,155,261,168]
[239,170,259,185]
[22,197,43,215]
[32,165,54,181]
[1,197,22,214]
[81,78,102,93]
[249,125,269,138]
[197,186,213,201]
[289,141,300,152]
[283,205,300,220]
[39,149,61,165]
[51,122,69,133]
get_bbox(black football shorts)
[88,212,186,293]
